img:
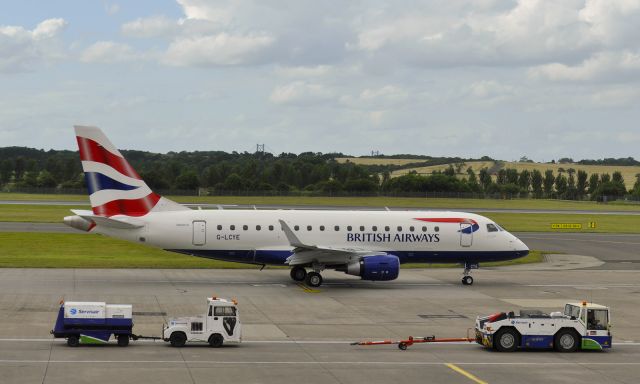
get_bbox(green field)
[0,232,544,269]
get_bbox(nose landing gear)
[462,262,478,286]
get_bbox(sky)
[1,0,639,161]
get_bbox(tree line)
[0,146,639,200]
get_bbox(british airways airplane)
[64,126,529,287]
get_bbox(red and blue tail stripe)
[75,126,160,217]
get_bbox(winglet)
[278,219,312,249]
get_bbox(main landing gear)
[462,262,478,286]
[290,266,323,288]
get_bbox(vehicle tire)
[398,343,408,350]
[290,267,307,282]
[169,332,187,348]
[117,334,129,347]
[554,330,579,352]
[462,276,473,285]
[305,272,323,287]
[67,335,80,347]
[208,333,224,348]
[494,328,519,352]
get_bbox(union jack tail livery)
[75,125,187,217]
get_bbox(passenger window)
[385,226,390,232]
[243,225,248,231]
[294,225,300,231]
[256,225,261,231]
[347,226,352,231]
[372,226,377,232]
[360,225,365,231]
[409,226,415,232]
[217,225,222,230]
[230,225,235,231]
[486,224,498,232]
[422,226,427,232]
[269,225,274,231]
[434,226,439,232]
[397,226,402,232]
[334,225,340,231]
[307,225,312,231]
[320,225,325,231]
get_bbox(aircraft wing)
[278,219,386,266]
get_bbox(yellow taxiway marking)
[296,283,320,293]
[446,363,488,384]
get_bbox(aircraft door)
[193,221,206,246]
[460,223,473,247]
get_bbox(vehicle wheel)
[208,333,224,348]
[398,343,408,350]
[169,332,187,348]
[305,272,323,287]
[67,335,80,347]
[290,266,307,282]
[462,276,473,285]
[495,328,519,352]
[555,330,579,352]
[117,334,129,347]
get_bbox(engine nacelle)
[346,255,400,281]
[63,215,95,232]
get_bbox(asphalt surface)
[0,268,638,384]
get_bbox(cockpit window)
[495,224,505,231]
[486,223,499,232]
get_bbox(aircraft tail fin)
[74,125,188,217]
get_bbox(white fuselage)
[93,209,529,266]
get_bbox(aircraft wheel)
[305,272,323,287]
[398,343,408,350]
[290,266,307,282]
[462,276,473,285]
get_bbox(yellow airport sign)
[551,223,582,229]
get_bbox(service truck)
[162,297,242,347]
[475,301,612,352]
[51,301,134,347]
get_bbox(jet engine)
[344,255,400,281]
[63,215,95,232]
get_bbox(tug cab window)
[486,223,499,232]
[214,306,236,317]
[587,309,608,330]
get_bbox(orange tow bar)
[352,330,476,350]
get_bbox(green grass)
[0,204,88,222]
[2,192,640,211]
[0,232,544,269]
[484,212,640,233]
[0,232,257,268]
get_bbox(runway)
[0,268,638,384]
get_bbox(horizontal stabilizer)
[70,209,144,229]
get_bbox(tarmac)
[1,266,639,384]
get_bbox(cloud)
[529,51,640,82]
[269,81,334,105]
[0,18,67,72]
[80,41,138,63]
[274,65,332,78]
[163,33,275,66]
[104,2,120,16]
[121,15,178,38]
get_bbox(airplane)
[64,126,530,287]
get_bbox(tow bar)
[352,330,476,350]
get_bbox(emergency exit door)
[460,223,473,247]
[193,221,206,246]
